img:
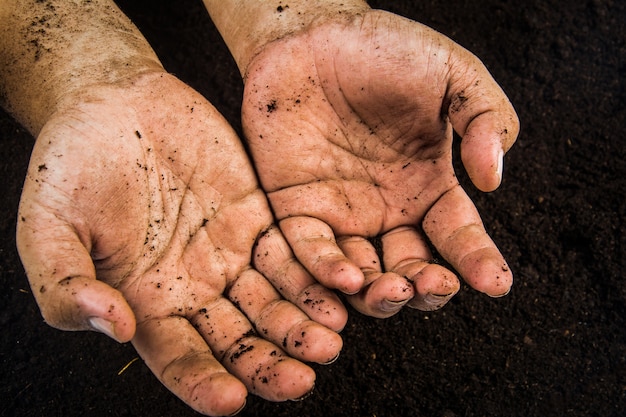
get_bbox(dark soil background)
[1,0,624,416]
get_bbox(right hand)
[240,9,520,317]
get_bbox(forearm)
[202,0,370,77]
[0,0,163,135]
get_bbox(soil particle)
[266,99,277,112]
[230,343,255,363]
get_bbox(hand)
[239,9,520,317]
[16,72,345,416]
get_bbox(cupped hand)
[16,72,346,416]
[241,9,519,317]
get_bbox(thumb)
[459,109,518,192]
[43,276,136,343]
[446,48,519,192]
[17,203,135,343]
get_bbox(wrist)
[202,0,370,77]
[0,0,163,135]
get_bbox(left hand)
[17,72,345,415]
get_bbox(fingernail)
[228,400,247,417]
[490,287,511,298]
[496,149,504,183]
[89,317,121,342]
[322,352,341,365]
[381,298,409,313]
[292,385,315,402]
[423,293,454,310]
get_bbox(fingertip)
[276,359,316,401]
[288,321,343,365]
[461,137,503,192]
[483,263,513,298]
[37,276,136,341]
[458,99,518,192]
[297,284,348,332]
[319,255,364,295]
[339,264,366,295]
[380,298,410,316]
[252,356,316,402]
[475,276,512,298]
[192,373,248,417]
[277,216,364,294]
[407,263,460,311]
[347,272,414,318]
[76,280,136,342]
[88,316,134,343]
[460,250,513,297]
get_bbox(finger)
[446,49,520,192]
[253,225,348,332]
[345,272,414,318]
[228,268,343,364]
[17,205,135,342]
[132,316,248,416]
[423,185,512,297]
[461,125,504,192]
[278,216,365,295]
[336,236,382,278]
[337,235,414,317]
[380,227,460,311]
[190,298,316,402]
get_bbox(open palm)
[241,10,519,317]
[17,72,345,415]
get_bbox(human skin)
[0,1,347,415]
[203,0,520,317]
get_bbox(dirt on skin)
[1,0,624,416]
